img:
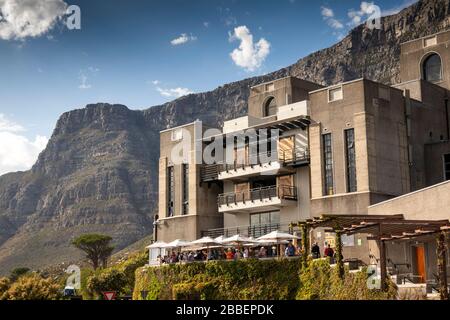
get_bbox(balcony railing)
[218,185,297,207]
[200,148,310,182]
[202,222,291,239]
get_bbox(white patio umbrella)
[146,241,168,249]
[222,234,255,246]
[190,236,220,247]
[146,241,168,264]
[165,239,190,248]
[257,231,300,242]
[189,237,221,260]
[214,235,226,243]
[257,231,299,258]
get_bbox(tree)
[72,234,115,270]
[9,267,30,281]
[86,269,128,299]
[1,274,61,300]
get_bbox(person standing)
[311,242,321,259]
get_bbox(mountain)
[0,0,449,274]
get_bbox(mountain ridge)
[0,0,449,274]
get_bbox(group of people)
[157,242,302,264]
[311,242,336,263]
[157,242,336,265]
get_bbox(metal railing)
[218,185,297,207]
[200,148,310,182]
[202,222,291,239]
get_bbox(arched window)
[263,97,277,117]
[423,53,442,82]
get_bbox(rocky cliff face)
[0,0,449,274]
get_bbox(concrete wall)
[309,79,408,217]
[368,180,450,220]
[248,77,322,118]
[400,30,450,91]
[157,121,223,241]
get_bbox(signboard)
[103,291,117,301]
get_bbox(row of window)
[167,164,189,217]
[322,129,357,196]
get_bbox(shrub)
[0,277,11,297]
[1,274,62,300]
[86,269,128,299]
[133,259,301,300]
[85,251,148,299]
[296,258,397,300]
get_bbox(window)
[250,211,280,227]
[322,133,334,195]
[182,164,189,215]
[444,154,450,181]
[167,166,175,217]
[171,129,183,141]
[378,87,390,101]
[328,87,343,102]
[424,36,437,48]
[263,97,277,117]
[345,129,357,193]
[265,83,275,92]
[423,54,442,82]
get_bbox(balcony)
[218,185,298,213]
[202,222,291,239]
[200,147,310,183]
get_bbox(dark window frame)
[444,154,450,181]
[423,53,443,83]
[345,129,357,193]
[167,166,175,217]
[322,133,334,196]
[182,164,189,215]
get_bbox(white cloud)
[203,21,210,28]
[0,0,68,40]
[321,6,344,30]
[0,113,25,132]
[229,25,270,72]
[156,87,194,98]
[321,6,334,18]
[170,33,197,46]
[347,1,380,27]
[0,114,48,176]
[149,80,193,98]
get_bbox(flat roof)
[400,30,450,46]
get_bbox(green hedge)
[83,251,148,299]
[296,259,397,300]
[133,259,300,300]
[134,258,398,300]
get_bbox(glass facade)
[445,154,450,181]
[167,166,174,217]
[182,164,189,215]
[322,133,334,195]
[345,129,357,192]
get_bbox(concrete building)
[153,31,450,284]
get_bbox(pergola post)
[335,230,344,279]
[379,239,387,291]
[437,231,449,300]
[300,224,309,269]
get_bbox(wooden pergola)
[290,214,450,300]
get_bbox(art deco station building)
[154,31,450,283]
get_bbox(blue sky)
[0,0,417,175]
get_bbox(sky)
[0,0,418,175]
